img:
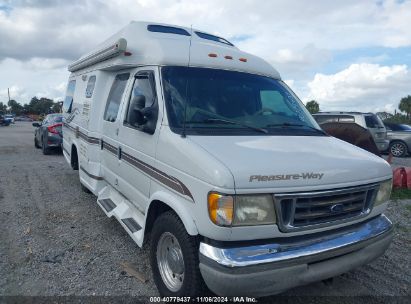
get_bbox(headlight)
[374,179,392,206]
[208,193,276,226]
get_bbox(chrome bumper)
[199,215,393,296]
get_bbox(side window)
[338,116,355,122]
[63,80,76,113]
[85,76,96,98]
[124,71,158,134]
[103,73,130,122]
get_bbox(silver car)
[313,112,389,152]
[384,122,411,157]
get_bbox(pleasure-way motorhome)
[62,21,393,297]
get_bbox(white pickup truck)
[62,21,393,297]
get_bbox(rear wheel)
[390,141,408,157]
[150,211,206,297]
[34,137,40,149]
[42,137,50,155]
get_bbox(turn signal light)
[208,193,233,226]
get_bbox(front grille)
[274,184,379,232]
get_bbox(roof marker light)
[208,53,218,58]
[124,51,132,56]
[224,55,233,60]
[239,58,247,62]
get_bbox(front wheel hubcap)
[391,143,405,156]
[157,232,184,292]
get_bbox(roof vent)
[147,24,191,36]
[195,31,234,46]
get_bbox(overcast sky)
[0,0,410,112]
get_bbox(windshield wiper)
[266,123,326,135]
[186,118,268,134]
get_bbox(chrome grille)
[274,184,379,232]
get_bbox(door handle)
[117,146,122,160]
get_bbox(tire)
[390,141,408,157]
[150,211,206,297]
[34,137,40,149]
[42,137,50,155]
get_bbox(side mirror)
[126,93,158,135]
[32,122,41,127]
[131,108,146,126]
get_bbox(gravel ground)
[0,122,410,302]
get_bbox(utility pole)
[7,87,10,102]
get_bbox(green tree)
[399,95,411,118]
[8,99,24,115]
[51,101,63,113]
[305,100,320,114]
[0,102,7,113]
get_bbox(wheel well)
[145,200,172,238]
[71,145,79,170]
[390,140,407,146]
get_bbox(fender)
[147,190,199,236]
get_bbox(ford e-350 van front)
[161,66,393,296]
[63,22,393,297]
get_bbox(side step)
[99,198,116,213]
[96,185,146,247]
[121,218,142,233]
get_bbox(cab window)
[124,71,158,133]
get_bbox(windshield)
[161,66,322,136]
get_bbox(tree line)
[305,95,411,124]
[0,97,62,116]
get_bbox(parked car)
[62,22,393,297]
[32,114,63,155]
[384,122,411,157]
[313,112,389,152]
[0,113,10,126]
[4,114,15,124]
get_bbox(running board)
[99,198,116,213]
[122,218,142,233]
[97,185,145,247]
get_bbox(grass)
[391,188,411,200]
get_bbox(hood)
[189,135,392,191]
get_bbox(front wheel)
[150,211,206,296]
[390,141,408,157]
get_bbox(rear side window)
[104,73,130,122]
[85,76,96,98]
[63,80,76,113]
[314,115,354,124]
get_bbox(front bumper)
[199,215,393,297]
[376,140,389,152]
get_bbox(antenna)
[181,24,193,138]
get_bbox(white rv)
[63,21,393,297]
